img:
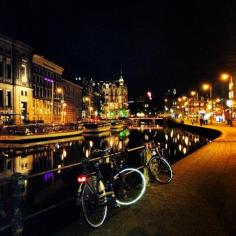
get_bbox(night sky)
[1,1,236,99]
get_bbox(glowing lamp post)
[57,87,64,123]
[62,102,67,123]
[190,90,199,117]
[226,100,233,127]
[202,83,213,125]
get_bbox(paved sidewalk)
[54,123,236,236]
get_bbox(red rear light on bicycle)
[77,175,87,183]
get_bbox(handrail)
[0,145,145,234]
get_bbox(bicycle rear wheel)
[81,176,107,228]
[149,157,173,183]
[113,168,146,206]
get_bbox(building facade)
[32,54,64,123]
[0,34,33,124]
[0,34,83,125]
[62,79,82,122]
[32,54,82,123]
[101,74,129,119]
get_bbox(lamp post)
[57,87,64,123]
[84,96,92,118]
[226,100,233,126]
[182,96,187,120]
[202,83,213,125]
[190,91,199,118]
[220,73,234,126]
[45,77,54,123]
[62,102,67,123]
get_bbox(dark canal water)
[0,127,215,235]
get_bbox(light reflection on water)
[0,128,210,178]
[0,127,212,231]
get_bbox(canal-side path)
[53,123,236,236]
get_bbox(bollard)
[11,173,25,236]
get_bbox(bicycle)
[76,148,147,228]
[143,140,173,184]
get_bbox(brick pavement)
[53,123,236,236]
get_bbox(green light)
[119,129,130,139]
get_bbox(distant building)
[100,73,128,119]
[62,79,82,122]
[80,73,129,119]
[0,34,33,124]
[32,54,82,123]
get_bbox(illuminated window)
[6,91,11,106]
[21,64,27,82]
[6,58,11,78]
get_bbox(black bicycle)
[143,140,173,184]
[76,148,146,228]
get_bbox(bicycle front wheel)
[149,157,173,184]
[113,168,146,206]
[81,176,108,228]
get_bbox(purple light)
[43,172,54,182]
[44,77,54,83]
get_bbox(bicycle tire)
[113,168,146,206]
[81,175,108,228]
[149,156,173,184]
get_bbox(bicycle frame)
[77,153,125,206]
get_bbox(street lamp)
[190,91,199,100]
[182,96,187,119]
[57,87,65,123]
[202,83,213,125]
[190,91,199,118]
[62,102,67,123]
[220,73,234,126]
[226,100,233,127]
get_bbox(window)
[21,90,24,96]
[0,90,3,106]
[0,56,3,77]
[21,63,27,82]
[25,91,27,96]
[6,91,11,107]
[6,58,11,78]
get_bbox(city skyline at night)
[1,1,236,100]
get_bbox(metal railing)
[0,145,144,235]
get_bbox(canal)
[0,126,216,235]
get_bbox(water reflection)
[0,127,213,234]
[0,128,210,179]
[0,134,130,179]
[129,128,210,164]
